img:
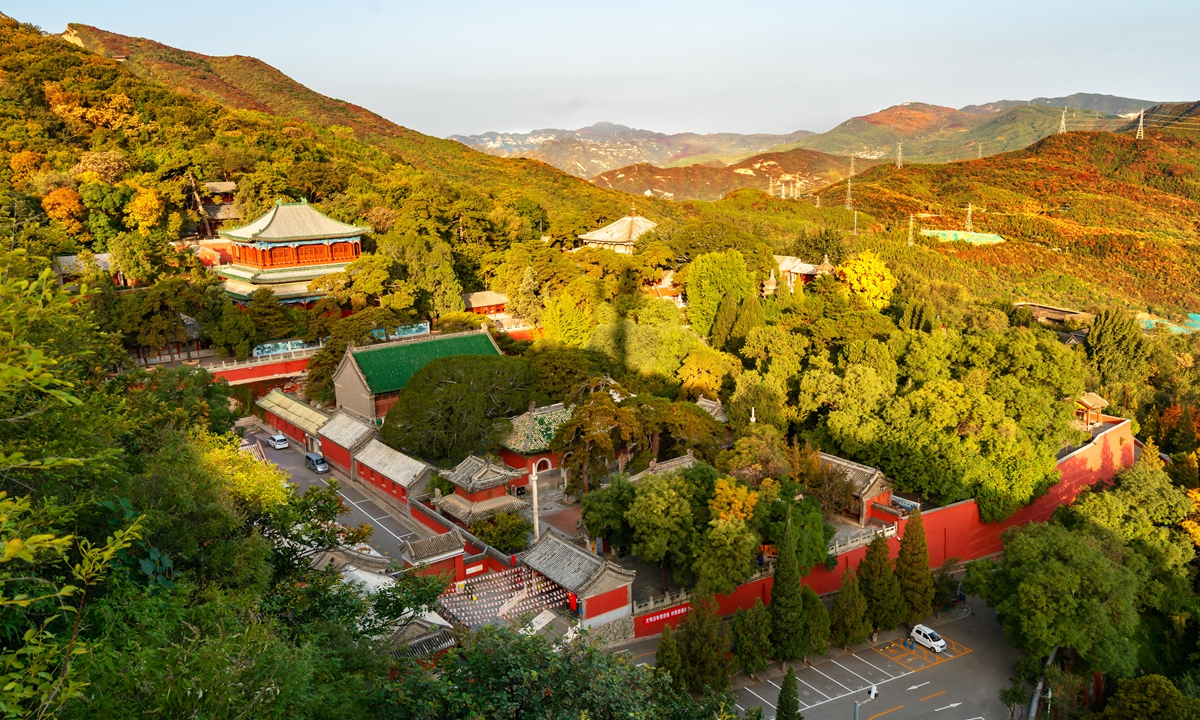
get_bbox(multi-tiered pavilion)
[217,199,367,304]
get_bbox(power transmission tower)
[1136,109,1145,140]
[966,202,974,232]
[896,142,903,169]
[908,214,915,245]
[853,209,858,235]
[816,194,821,208]
[977,143,982,159]
[1058,108,1067,134]
[845,155,855,210]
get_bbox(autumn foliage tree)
[836,250,896,310]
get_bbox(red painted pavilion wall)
[321,439,353,475]
[584,585,630,619]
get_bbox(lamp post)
[853,686,878,720]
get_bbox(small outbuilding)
[256,390,329,453]
[521,533,635,628]
[577,212,657,254]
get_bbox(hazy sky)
[11,1,1200,137]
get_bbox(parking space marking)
[850,653,899,679]
[794,674,832,700]
[808,665,853,692]
[830,658,872,685]
[744,686,776,709]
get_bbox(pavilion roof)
[502,403,572,455]
[220,200,368,242]
[578,214,657,247]
[819,452,891,500]
[434,493,527,525]
[440,455,522,493]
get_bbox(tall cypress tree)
[730,293,765,345]
[709,294,740,350]
[829,569,872,649]
[769,517,807,662]
[655,624,685,693]
[776,666,804,720]
[897,508,935,625]
[679,593,730,693]
[857,535,906,632]
[732,598,773,678]
[801,585,830,659]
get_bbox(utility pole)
[531,464,540,541]
[1136,109,1145,140]
[966,202,973,233]
[908,214,915,245]
[896,141,903,169]
[845,155,855,210]
[1058,108,1068,134]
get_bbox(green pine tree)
[729,293,765,345]
[655,624,685,694]
[678,593,730,693]
[897,508,935,625]
[732,598,772,678]
[776,666,804,720]
[507,266,541,323]
[829,569,872,649]
[857,535,906,632]
[710,294,740,350]
[769,517,807,662]
[247,287,295,343]
[801,585,830,659]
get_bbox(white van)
[911,624,947,653]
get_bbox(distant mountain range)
[449,123,813,178]
[592,147,867,202]
[960,92,1160,116]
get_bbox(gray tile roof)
[403,530,464,562]
[220,200,367,242]
[627,451,698,484]
[433,493,527,525]
[53,253,111,276]
[318,411,374,450]
[819,452,891,499]
[440,455,522,493]
[203,181,238,194]
[522,533,603,593]
[696,397,727,423]
[356,439,431,488]
[203,202,241,221]
[461,290,508,309]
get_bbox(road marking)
[867,706,903,720]
[933,702,962,711]
[767,679,782,690]
[831,659,872,685]
[920,690,946,701]
[907,681,931,691]
[808,664,853,692]
[744,686,776,709]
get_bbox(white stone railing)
[828,523,897,556]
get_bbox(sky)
[10,0,1200,138]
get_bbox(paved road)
[244,426,423,562]
[613,597,1019,720]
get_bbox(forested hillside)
[818,131,1200,317]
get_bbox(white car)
[911,624,947,653]
[266,434,289,450]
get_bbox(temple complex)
[216,199,367,304]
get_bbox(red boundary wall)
[633,419,1136,637]
[210,357,311,384]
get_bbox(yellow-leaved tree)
[193,430,291,513]
[711,477,759,522]
[837,250,897,311]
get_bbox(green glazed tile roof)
[352,332,499,394]
[502,403,572,454]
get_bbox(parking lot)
[244,423,426,561]
[732,600,1020,720]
